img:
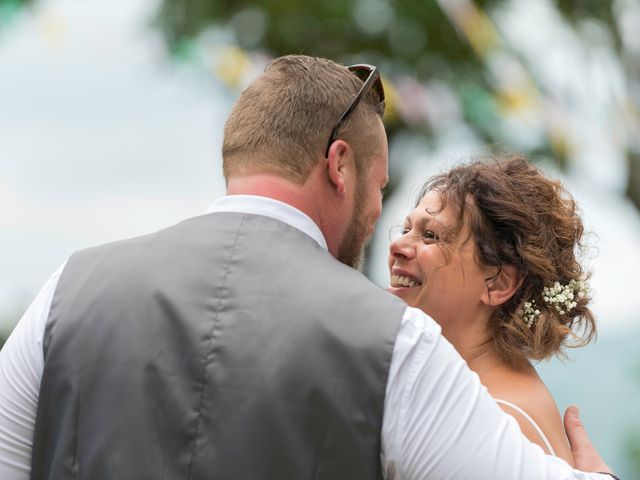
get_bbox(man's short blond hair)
[222,55,385,183]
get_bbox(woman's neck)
[450,333,503,377]
[444,323,532,381]
[439,313,508,378]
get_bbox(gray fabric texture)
[31,212,405,480]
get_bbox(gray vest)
[31,212,405,480]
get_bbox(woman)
[387,156,595,465]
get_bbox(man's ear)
[481,264,522,307]
[326,140,351,195]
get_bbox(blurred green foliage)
[0,0,33,27]
[624,359,640,476]
[154,1,496,151]
[7,0,635,203]
[626,421,640,475]
[0,305,26,350]
[155,1,621,73]
[151,0,640,204]
[156,1,486,70]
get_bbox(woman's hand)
[564,405,613,475]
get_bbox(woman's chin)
[387,285,418,303]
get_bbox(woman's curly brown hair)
[416,155,596,366]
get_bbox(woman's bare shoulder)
[482,364,575,465]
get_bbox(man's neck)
[226,174,318,219]
[226,173,342,255]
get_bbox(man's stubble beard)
[336,174,371,270]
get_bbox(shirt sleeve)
[381,306,611,480]
[0,262,66,479]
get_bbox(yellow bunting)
[460,8,500,57]
[437,0,500,57]
[548,126,573,159]
[38,9,67,48]
[212,45,251,89]
[497,85,538,114]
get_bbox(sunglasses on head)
[324,64,385,158]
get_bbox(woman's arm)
[382,306,614,480]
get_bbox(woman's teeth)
[391,274,421,288]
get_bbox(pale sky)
[0,0,229,324]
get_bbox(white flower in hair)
[522,279,588,328]
[543,279,588,316]
[522,300,540,328]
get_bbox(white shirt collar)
[205,195,328,251]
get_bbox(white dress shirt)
[0,195,609,480]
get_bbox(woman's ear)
[482,265,522,307]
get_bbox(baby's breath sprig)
[542,279,589,316]
[522,300,540,328]
[521,279,589,328]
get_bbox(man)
[0,55,617,479]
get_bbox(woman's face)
[387,190,493,328]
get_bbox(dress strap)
[495,399,556,456]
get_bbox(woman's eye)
[390,226,439,243]
[421,230,439,242]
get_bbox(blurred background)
[1,0,639,475]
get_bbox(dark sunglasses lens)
[348,66,384,102]
[372,78,384,102]
[349,66,372,82]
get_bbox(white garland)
[521,279,588,328]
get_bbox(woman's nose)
[389,235,416,260]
